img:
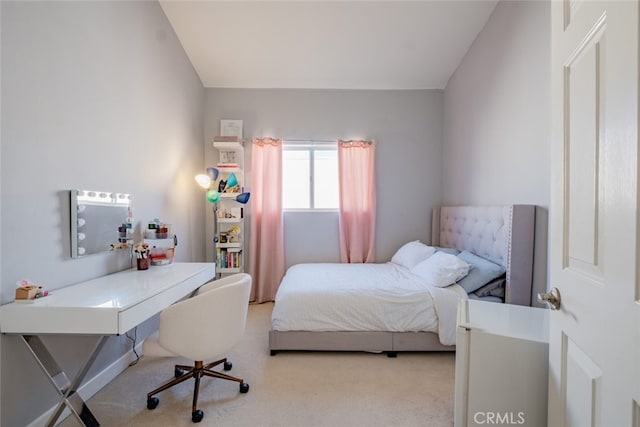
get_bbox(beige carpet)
[62,303,455,426]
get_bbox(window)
[282,141,339,210]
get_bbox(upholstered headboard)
[431,205,535,306]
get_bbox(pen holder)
[137,257,149,271]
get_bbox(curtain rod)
[283,139,337,148]
[338,139,375,147]
[283,139,335,143]
[339,139,374,145]
[277,139,375,148]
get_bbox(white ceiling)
[160,1,498,90]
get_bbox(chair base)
[146,357,249,423]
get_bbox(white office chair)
[143,273,252,423]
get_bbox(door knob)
[538,287,561,310]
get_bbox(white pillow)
[390,241,436,269]
[410,251,471,288]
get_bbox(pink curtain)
[338,140,377,263]
[249,137,285,302]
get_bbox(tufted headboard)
[431,205,535,306]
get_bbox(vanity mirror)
[70,190,133,258]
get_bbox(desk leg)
[22,335,108,427]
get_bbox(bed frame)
[269,205,535,355]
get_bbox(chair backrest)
[158,273,252,361]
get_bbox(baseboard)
[27,342,143,427]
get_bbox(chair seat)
[143,332,228,361]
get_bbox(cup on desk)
[137,257,149,270]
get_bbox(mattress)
[271,262,467,345]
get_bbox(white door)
[549,1,640,425]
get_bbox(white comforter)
[271,262,468,346]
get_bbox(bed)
[269,205,535,355]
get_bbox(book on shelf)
[213,135,242,144]
[217,163,239,169]
[216,247,243,269]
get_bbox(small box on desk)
[15,286,38,300]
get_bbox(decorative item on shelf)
[219,150,236,164]
[227,226,241,243]
[218,120,243,139]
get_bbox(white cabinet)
[213,137,246,275]
[454,299,549,427]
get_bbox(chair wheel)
[175,367,185,378]
[239,382,250,393]
[223,361,232,371]
[192,409,204,423]
[147,397,159,410]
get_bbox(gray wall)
[204,88,444,269]
[442,0,550,304]
[1,2,205,425]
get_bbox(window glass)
[282,150,310,209]
[282,142,338,210]
[313,150,339,209]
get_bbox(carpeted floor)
[61,303,455,426]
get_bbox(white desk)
[0,262,216,427]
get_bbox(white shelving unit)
[213,137,245,275]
